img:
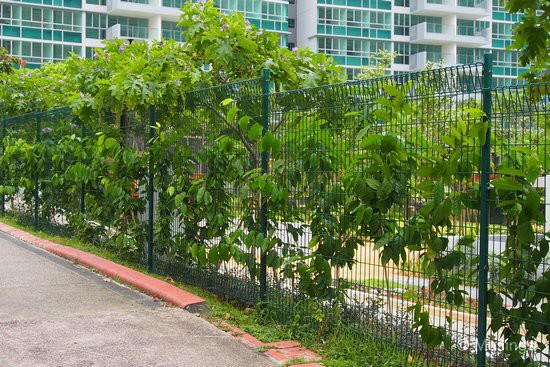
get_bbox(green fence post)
[1,115,5,216]
[477,53,493,367]
[34,109,41,229]
[147,105,155,273]
[80,119,86,214]
[259,68,270,303]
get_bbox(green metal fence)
[1,55,549,367]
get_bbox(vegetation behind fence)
[1,56,549,367]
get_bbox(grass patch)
[0,215,444,367]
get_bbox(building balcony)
[456,0,491,19]
[410,0,490,20]
[106,24,151,40]
[409,51,456,71]
[410,0,454,17]
[410,22,491,47]
[455,27,492,46]
[106,0,181,21]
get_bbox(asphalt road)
[0,232,275,367]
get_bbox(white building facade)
[0,0,526,84]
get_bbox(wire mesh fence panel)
[489,83,550,366]
[151,78,266,303]
[268,64,485,366]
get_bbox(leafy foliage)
[505,0,550,81]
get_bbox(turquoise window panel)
[28,63,41,69]
[362,29,370,37]
[347,56,361,66]
[22,27,42,39]
[379,1,392,9]
[22,0,42,4]
[348,0,361,5]
[362,58,370,66]
[333,26,346,35]
[65,0,82,7]
[378,30,391,39]
[493,66,504,75]
[3,26,21,37]
[54,0,63,5]
[492,39,504,48]
[86,29,100,39]
[262,20,274,30]
[348,28,361,37]
[43,0,53,3]
[333,56,346,64]
[43,30,52,40]
[249,19,261,28]
[492,12,504,21]
[317,25,326,34]
[54,30,63,41]
[64,32,81,43]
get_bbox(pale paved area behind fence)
[0,232,275,367]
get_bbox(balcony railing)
[410,0,489,19]
[410,22,490,46]
[106,0,182,21]
[106,24,149,40]
[409,51,457,71]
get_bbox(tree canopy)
[506,0,550,81]
[0,1,345,117]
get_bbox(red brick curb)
[219,321,322,366]
[0,222,206,311]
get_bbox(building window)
[2,39,80,65]
[287,42,296,50]
[0,4,82,33]
[394,42,410,64]
[162,21,184,42]
[163,0,184,8]
[492,22,513,39]
[394,13,410,35]
[86,13,107,39]
[288,18,295,28]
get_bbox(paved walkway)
[0,232,275,367]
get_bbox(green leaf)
[365,178,381,190]
[432,199,452,226]
[382,84,400,97]
[248,123,263,140]
[360,134,383,148]
[174,193,185,207]
[523,188,541,220]
[167,186,175,196]
[221,98,234,106]
[226,106,239,122]
[238,116,250,131]
[374,109,391,122]
[469,122,489,145]
[198,245,207,265]
[492,177,524,191]
[197,186,206,202]
[261,131,275,152]
[497,167,526,177]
